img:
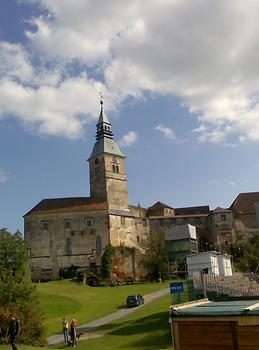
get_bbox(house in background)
[164,224,198,261]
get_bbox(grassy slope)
[0,293,172,350]
[36,280,168,336]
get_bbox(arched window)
[115,165,119,173]
[112,164,116,173]
[65,238,72,255]
[96,235,102,254]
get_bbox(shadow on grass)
[100,311,171,349]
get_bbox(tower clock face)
[112,157,118,164]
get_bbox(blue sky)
[1,0,259,233]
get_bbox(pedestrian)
[70,318,78,347]
[62,317,69,343]
[7,316,20,350]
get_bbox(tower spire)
[96,93,113,140]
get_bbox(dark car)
[126,294,144,308]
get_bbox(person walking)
[62,317,69,343]
[70,318,78,347]
[7,316,20,350]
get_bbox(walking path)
[47,287,169,345]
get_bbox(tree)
[231,232,259,273]
[139,229,167,280]
[100,244,115,280]
[0,228,45,345]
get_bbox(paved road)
[47,287,169,345]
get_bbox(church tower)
[88,99,129,210]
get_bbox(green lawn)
[36,280,169,336]
[1,293,172,350]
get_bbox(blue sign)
[170,282,184,294]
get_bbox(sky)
[1,0,259,233]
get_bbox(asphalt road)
[47,287,169,345]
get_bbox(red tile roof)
[230,192,259,214]
[24,197,108,216]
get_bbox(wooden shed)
[170,299,259,350]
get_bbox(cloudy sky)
[1,0,259,232]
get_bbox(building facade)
[24,100,259,280]
[24,101,149,280]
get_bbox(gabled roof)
[230,192,259,214]
[24,197,108,216]
[147,201,174,210]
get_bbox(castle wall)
[24,209,109,280]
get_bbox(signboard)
[170,282,184,294]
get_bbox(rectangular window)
[121,217,126,225]
[221,214,226,221]
[85,219,93,227]
[159,219,164,226]
[42,222,49,231]
[171,218,176,225]
[64,220,71,229]
[194,217,201,225]
[65,239,72,255]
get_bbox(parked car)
[126,294,144,308]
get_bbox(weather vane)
[100,91,104,106]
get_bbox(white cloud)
[154,124,176,141]
[119,131,138,147]
[0,41,33,82]
[228,181,237,187]
[25,0,139,63]
[0,74,111,138]
[0,169,8,184]
[2,1,259,142]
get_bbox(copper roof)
[230,192,259,214]
[24,197,108,216]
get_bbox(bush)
[0,228,46,345]
[0,303,46,345]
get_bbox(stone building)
[147,194,259,256]
[24,100,149,280]
[24,100,259,279]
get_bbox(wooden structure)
[170,299,259,350]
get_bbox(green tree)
[231,233,259,273]
[100,244,115,280]
[0,228,45,345]
[140,229,167,280]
